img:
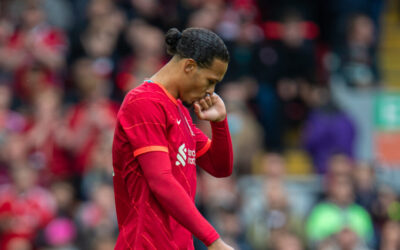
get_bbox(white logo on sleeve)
[177,119,181,125]
[176,143,196,167]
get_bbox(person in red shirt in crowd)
[116,21,167,94]
[0,165,56,249]
[64,58,119,175]
[0,82,26,184]
[0,0,67,103]
[24,87,72,182]
[112,28,234,249]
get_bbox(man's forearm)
[197,117,233,177]
[138,151,220,246]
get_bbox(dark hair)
[165,27,229,68]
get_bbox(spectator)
[0,82,26,183]
[49,181,76,218]
[245,178,304,250]
[318,227,372,250]
[1,133,29,172]
[81,132,113,199]
[302,86,355,174]
[5,237,33,250]
[90,236,117,250]
[333,14,379,88]
[115,20,166,94]
[218,3,263,82]
[62,58,118,176]
[213,206,251,250]
[24,87,71,182]
[218,80,263,175]
[272,231,305,250]
[326,153,353,179]
[380,221,400,250]
[256,152,287,179]
[35,181,78,249]
[329,14,378,162]
[371,185,399,235]
[69,0,125,61]
[306,176,374,247]
[187,3,224,31]
[320,0,384,47]
[0,165,56,249]
[68,0,126,95]
[353,163,378,214]
[256,9,316,150]
[3,0,67,103]
[0,19,15,74]
[75,183,117,249]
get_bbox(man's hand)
[208,238,234,250]
[194,93,226,122]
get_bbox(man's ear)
[183,58,197,74]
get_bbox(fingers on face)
[199,98,209,110]
[194,101,200,111]
[194,102,204,119]
[205,95,213,107]
[197,93,214,109]
[211,93,219,102]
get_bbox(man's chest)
[165,106,197,170]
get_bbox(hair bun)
[165,28,182,55]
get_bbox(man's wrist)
[208,238,221,247]
[204,231,220,247]
[211,115,226,123]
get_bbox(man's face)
[329,177,354,206]
[179,58,228,107]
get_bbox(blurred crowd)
[0,0,399,249]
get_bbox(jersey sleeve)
[138,151,220,246]
[193,126,211,158]
[196,118,233,178]
[119,98,169,157]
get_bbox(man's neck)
[150,59,180,99]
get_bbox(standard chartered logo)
[176,144,187,166]
[176,143,195,167]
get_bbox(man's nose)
[206,86,215,96]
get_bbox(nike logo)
[177,119,181,125]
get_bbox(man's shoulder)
[123,83,169,107]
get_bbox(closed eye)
[208,79,218,86]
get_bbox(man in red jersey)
[112,27,234,249]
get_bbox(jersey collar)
[146,80,178,106]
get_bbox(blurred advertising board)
[374,92,400,165]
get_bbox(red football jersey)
[112,80,214,249]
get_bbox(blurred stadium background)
[0,0,399,249]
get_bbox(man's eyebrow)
[209,77,220,83]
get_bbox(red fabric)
[7,26,67,99]
[67,100,119,175]
[6,26,67,52]
[180,106,233,177]
[263,21,320,40]
[0,185,56,249]
[112,81,231,249]
[13,65,57,100]
[138,151,219,246]
[196,118,233,177]
[24,120,72,180]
